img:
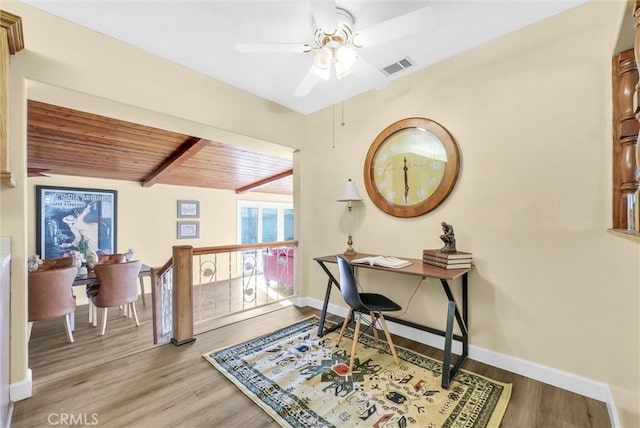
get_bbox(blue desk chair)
[335,255,401,371]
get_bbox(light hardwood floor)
[12,300,610,427]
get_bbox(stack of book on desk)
[422,249,473,269]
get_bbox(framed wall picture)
[36,186,117,259]
[177,221,199,239]
[177,200,200,218]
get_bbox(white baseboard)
[9,369,32,401]
[298,297,619,427]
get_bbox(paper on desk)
[351,256,412,269]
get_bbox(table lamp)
[337,178,363,255]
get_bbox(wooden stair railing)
[151,257,174,345]
[171,245,195,346]
[152,240,298,346]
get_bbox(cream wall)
[300,1,639,426]
[2,0,304,401]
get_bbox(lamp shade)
[337,179,363,202]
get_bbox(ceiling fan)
[235,1,435,97]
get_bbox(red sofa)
[262,247,294,287]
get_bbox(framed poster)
[177,221,199,239]
[177,200,199,218]
[36,186,117,259]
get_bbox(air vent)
[381,57,414,76]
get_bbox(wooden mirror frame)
[363,117,460,218]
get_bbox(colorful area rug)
[203,316,511,427]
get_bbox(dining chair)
[28,266,77,343]
[88,260,142,335]
[335,255,402,371]
[86,253,128,325]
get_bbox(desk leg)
[462,274,468,358]
[139,277,146,306]
[316,259,343,337]
[440,280,468,336]
[440,278,469,388]
[318,277,333,337]
[442,300,456,388]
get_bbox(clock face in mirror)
[364,118,460,218]
[372,127,446,206]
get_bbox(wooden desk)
[314,253,470,388]
[73,263,152,306]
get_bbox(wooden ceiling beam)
[142,137,210,187]
[235,169,293,194]
[27,168,50,177]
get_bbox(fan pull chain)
[332,103,336,149]
[332,97,345,149]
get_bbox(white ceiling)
[20,0,587,115]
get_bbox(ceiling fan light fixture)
[335,46,356,71]
[314,47,333,70]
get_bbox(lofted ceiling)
[27,100,293,194]
[20,0,587,115]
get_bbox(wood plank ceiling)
[27,100,293,194]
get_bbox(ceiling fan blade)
[310,0,338,33]
[235,43,310,54]
[349,56,388,90]
[354,7,435,48]
[294,66,321,97]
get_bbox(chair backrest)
[97,254,127,264]
[86,253,126,269]
[92,260,142,308]
[28,266,77,321]
[40,257,74,271]
[336,256,368,312]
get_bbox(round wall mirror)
[363,117,460,218]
